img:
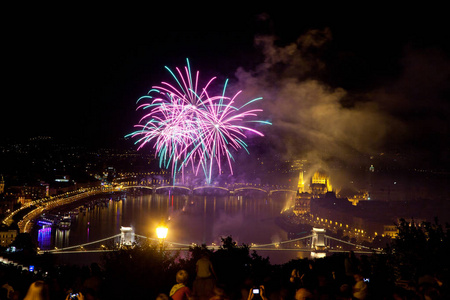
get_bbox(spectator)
[352,273,368,300]
[288,269,301,299]
[193,253,216,300]
[295,287,313,300]
[209,285,229,300]
[82,263,103,299]
[247,285,268,300]
[156,293,169,300]
[23,281,49,300]
[170,270,192,300]
[301,262,317,292]
[344,251,358,285]
[1,280,14,299]
[290,268,301,286]
[83,263,102,289]
[65,292,85,300]
[337,284,352,300]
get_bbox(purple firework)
[127,59,270,184]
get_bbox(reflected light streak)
[38,227,52,249]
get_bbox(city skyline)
[2,7,450,296]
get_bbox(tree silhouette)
[386,218,450,281]
[101,240,180,299]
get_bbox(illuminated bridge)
[38,227,383,256]
[3,183,294,234]
[116,183,297,196]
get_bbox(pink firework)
[127,59,270,183]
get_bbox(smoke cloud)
[232,28,450,170]
[233,30,392,166]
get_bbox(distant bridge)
[117,183,297,196]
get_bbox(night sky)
[3,5,450,169]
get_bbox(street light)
[156,222,168,251]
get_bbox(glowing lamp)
[156,222,168,252]
[156,225,168,240]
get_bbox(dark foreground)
[1,219,449,300]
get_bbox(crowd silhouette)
[0,247,447,299]
[1,219,449,300]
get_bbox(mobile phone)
[363,278,369,283]
[69,293,79,299]
[252,288,260,294]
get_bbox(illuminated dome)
[310,170,332,196]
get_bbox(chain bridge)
[38,227,383,256]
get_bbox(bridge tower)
[311,227,326,250]
[120,226,135,246]
[311,227,327,258]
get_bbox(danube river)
[32,190,305,265]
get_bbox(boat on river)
[37,213,58,226]
[57,215,72,230]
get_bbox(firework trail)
[127,59,270,184]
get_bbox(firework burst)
[127,59,270,184]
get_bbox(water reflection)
[37,227,51,249]
[34,191,293,257]
[55,229,70,249]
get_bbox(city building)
[294,192,311,215]
[298,170,305,193]
[310,170,332,197]
[291,169,424,242]
[0,175,4,194]
[0,228,17,247]
[383,225,398,238]
[347,190,370,206]
[382,218,427,238]
[294,170,332,214]
[0,194,15,216]
[294,170,312,215]
[9,184,48,204]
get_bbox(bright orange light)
[156,225,168,239]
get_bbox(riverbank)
[12,187,114,233]
[275,209,312,237]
